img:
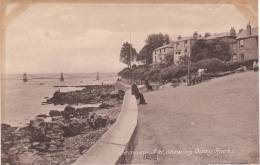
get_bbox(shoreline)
[1,84,125,165]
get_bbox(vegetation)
[118,58,257,82]
[191,39,231,62]
[137,33,170,64]
[119,42,138,68]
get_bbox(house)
[232,23,258,62]
[152,43,174,64]
[172,32,202,64]
[205,27,237,59]
[152,24,258,65]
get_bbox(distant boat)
[96,72,100,80]
[60,72,64,81]
[23,73,28,82]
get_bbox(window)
[232,54,237,62]
[240,54,245,61]
[239,39,244,48]
[154,50,156,54]
[232,44,236,50]
[160,49,161,53]
[184,40,188,44]
[164,48,166,52]
[155,56,157,62]
[176,42,179,49]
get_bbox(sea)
[1,73,118,127]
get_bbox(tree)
[120,42,138,68]
[178,54,189,65]
[191,39,231,63]
[138,33,170,65]
[162,54,174,66]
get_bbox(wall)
[236,36,258,61]
[73,88,138,165]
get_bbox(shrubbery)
[225,59,258,71]
[118,58,258,82]
[194,58,226,72]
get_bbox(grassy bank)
[118,58,258,83]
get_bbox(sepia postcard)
[0,0,259,164]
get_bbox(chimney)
[193,31,198,39]
[204,32,211,37]
[230,27,236,37]
[246,22,251,36]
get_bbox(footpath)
[131,71,259,164]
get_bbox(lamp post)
[129,32,134,84]
[187,53,191,86]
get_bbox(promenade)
[131,71,259,164]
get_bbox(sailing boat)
[96,72,100,80]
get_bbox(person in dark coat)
[131,82,147,104]
[145,79,153,91]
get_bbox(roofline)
[154,45,174,50]
[237,34,258,40]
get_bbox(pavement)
[131,71,259,164]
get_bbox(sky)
[5,3,249,74]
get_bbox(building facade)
[232,24,258,62]
[152,43,174,64]
[152,24,258,65]
[172,34,200,64]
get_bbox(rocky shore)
[1,85,125,165]
[46,84,123,105]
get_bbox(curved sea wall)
[73,87,138,164]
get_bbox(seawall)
[73,85,138,164]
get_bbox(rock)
[51,116,65,124]
[31,142,40,147]
[45,122,64,140]
[109,90,122,99]
[49,110,61,117]
[108,117,116,125]
[36,114,48,118]
[29,117,66,152]
[63,118,86,137]
[33,142,48,152]
[15,151,50,165]
[29,117,46,142]
[61,106,76,119]
[79,145,89,154]
[99,102,114,109]
[75,107,96,117]
[88,113,109,130]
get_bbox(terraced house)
[172,32,202,64]
[232,23,258,62]
[152,24,258,65]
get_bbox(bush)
[118,67,131,78]
[194,58,226,72]
[225,59,258,71]
[118,58,258,83]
